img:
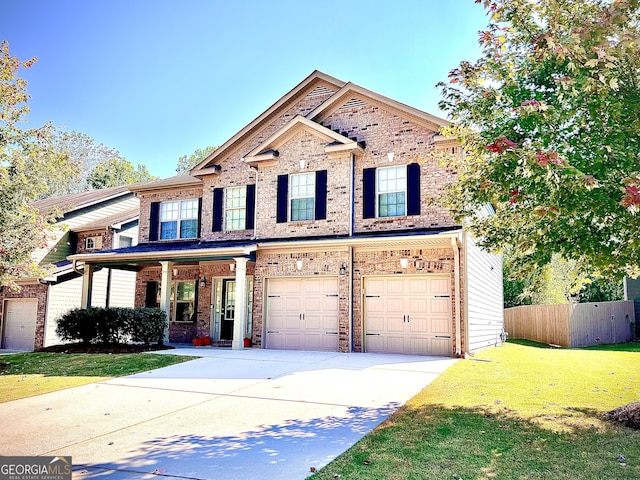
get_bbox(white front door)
[364,276,452,356]
[266,277,339,351]
[3,299,38,351]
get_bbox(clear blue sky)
[2,0,487,179]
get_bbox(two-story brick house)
[70,71,503,357]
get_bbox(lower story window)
[153,280,197,322]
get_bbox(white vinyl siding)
[464,233,504,353]
[44,269,136,347]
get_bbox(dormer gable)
[243,116,364,167]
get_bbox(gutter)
[451,236,462,357]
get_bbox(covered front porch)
[69,241,257,349]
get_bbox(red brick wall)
[76,230,113,254]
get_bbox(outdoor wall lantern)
[199,277,207,288]
[400,258,409,269]
[296,259,303,270]
[230,262,235,272]
[339,263,347,275]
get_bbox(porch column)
[159,261,173,344]
[80,264,95,308]
[232,257,249,350]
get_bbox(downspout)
[72,259,82,276]
[451,237,462,357]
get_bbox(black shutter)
[245,184,255,229]
[197,197,203,238]
[363,168,376,219]
[276,174,289,223]
[315,170,327,220]
[149,202,160,241]
[212,188,224,232]
[192,280,199,322]
[145,281,158,308]
[407,163,421,216]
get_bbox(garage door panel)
[266,277,339,352]
[364,276,453,356]
[3,300,38,351]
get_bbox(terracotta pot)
[203,336,212,346]
[243,338,251,348]
[192,337,204,346]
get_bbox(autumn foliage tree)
[437,0,640,279]
[0,40,76,288]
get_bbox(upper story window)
[85,236,102,250]
[160,199,198,240]
[118,235,133,248]
[290,173,315,221]
[363,163,421,219]
[225,186,247,231]
[276,170,327,223]
[377,166,406,217]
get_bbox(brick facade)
[76,230,113,255]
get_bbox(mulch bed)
[605,402,640,430]
[36,343,175,354]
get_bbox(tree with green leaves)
[87,157,156,189]
[0,40,76,289]
[437,0,640,279]
[176,145,217,174]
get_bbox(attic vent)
[338,98,367,111]
[308,85,336,97]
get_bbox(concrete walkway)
[0,347,457,480]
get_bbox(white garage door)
[3,299,38,351]
[364,276,452,356]
[266,277,339,351]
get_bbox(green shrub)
[56,307,167,346]
[56,308,99,345]
[126,308,167,346]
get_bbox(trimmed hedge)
[56,307,167,346]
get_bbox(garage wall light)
[400,258,408,269]
[199,277,207,288]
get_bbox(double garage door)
[2,299,37,351]
[364,276,453,356]
[265,277,339,351]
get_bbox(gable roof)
[128,175,203,193]
[33,185,132,215]
[243,115,364,165]
[190,70,346,176]
[307,82,449,131]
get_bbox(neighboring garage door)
[266,277,339,351]
[2,299,38,351]
[364,276,452,356]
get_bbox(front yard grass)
[312,342,640,480]
[0,352,196,403]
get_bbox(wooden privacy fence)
[504,301,635,347]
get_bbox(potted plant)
[203,335,212,346]
[192,337,204,346]
[243,337,251,348]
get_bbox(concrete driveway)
[0,347,457,480]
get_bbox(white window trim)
[224,186,247,231]
[159,199,199,240]
[376,165,407,218]
[289,172,315,222]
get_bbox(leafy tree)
[87,157,156,189]
[437,0,640,280]
[0,40,76,289]
[48,130,124,195]
[176,145,217,174]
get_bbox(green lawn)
[0,352,196,402]
[312,342,640,480]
